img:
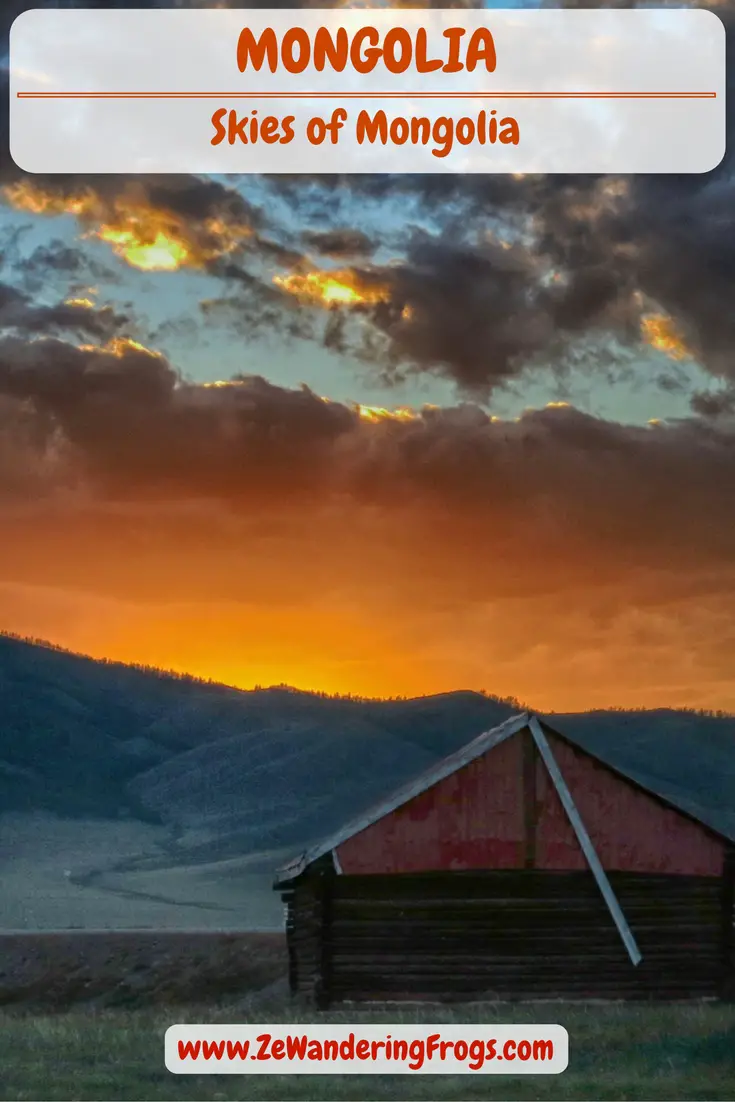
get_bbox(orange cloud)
[354,403,420,423]
[0,328,732,712]
[640,313,692,361]
[3,180,254,272]
[63,296,96,310]
[273,268,391,308]
[76,335,159,357]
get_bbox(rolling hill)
[1,631,734,862]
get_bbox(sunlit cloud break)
[273,269,391,308]
[2,181,253,273]
[640,313,692,362]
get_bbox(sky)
[0,0,733,713]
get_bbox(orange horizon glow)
[0,361,726,714]
[1,542,734,715]
[2,621,733,716]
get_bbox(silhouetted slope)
[366,691,517,757]
[0,633,733,851]
[130,718,437,854]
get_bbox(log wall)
[283,867,735,1006]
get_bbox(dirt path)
[70,867,240,913]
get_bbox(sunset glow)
[64,296,96,309]
[77,336,158,357]
[3,180,91,217]
[0,93,731,719]
[3,181,251,271]
[640,313,691,361]
[274,269,390,307]
[356,403,419,423]
[96,227,190,272]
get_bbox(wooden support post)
[529,717,642,967]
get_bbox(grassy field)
[1,998,734,1101]
[0,932,286,1009]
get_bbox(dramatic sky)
[0,0,733,712]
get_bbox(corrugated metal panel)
[535,733,725,877]
[337,732,526,874]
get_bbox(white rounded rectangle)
[9,8,726,175]
[164,1023,569,1074]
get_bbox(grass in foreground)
[1,998,734,1101]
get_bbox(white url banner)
[165,1023,569,1074]
[9,8,726,175]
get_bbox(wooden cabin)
[274,712,735,1006]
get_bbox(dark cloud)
[18,241,97,275]
[199,267,315,342]
[2,174,265,263]
[0,328,732,578]
[11,240,120,296]
[302,229,376,260]
[0,335,352,501]
[690,387,735,419]
[263,6,735,394]
[0,335,173,411]
[299,225,637,395]
[362,233,555,393]
[268,146,735,393]
[0,281,129,340]
[139,175,265,244]
[614,174,735,381]
[2,1,733,401]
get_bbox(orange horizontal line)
[16,91,717,99]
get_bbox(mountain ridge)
[1,632,733,856]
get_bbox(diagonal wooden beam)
[529,716,642,967]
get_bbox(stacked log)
[283,868,732,1006]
